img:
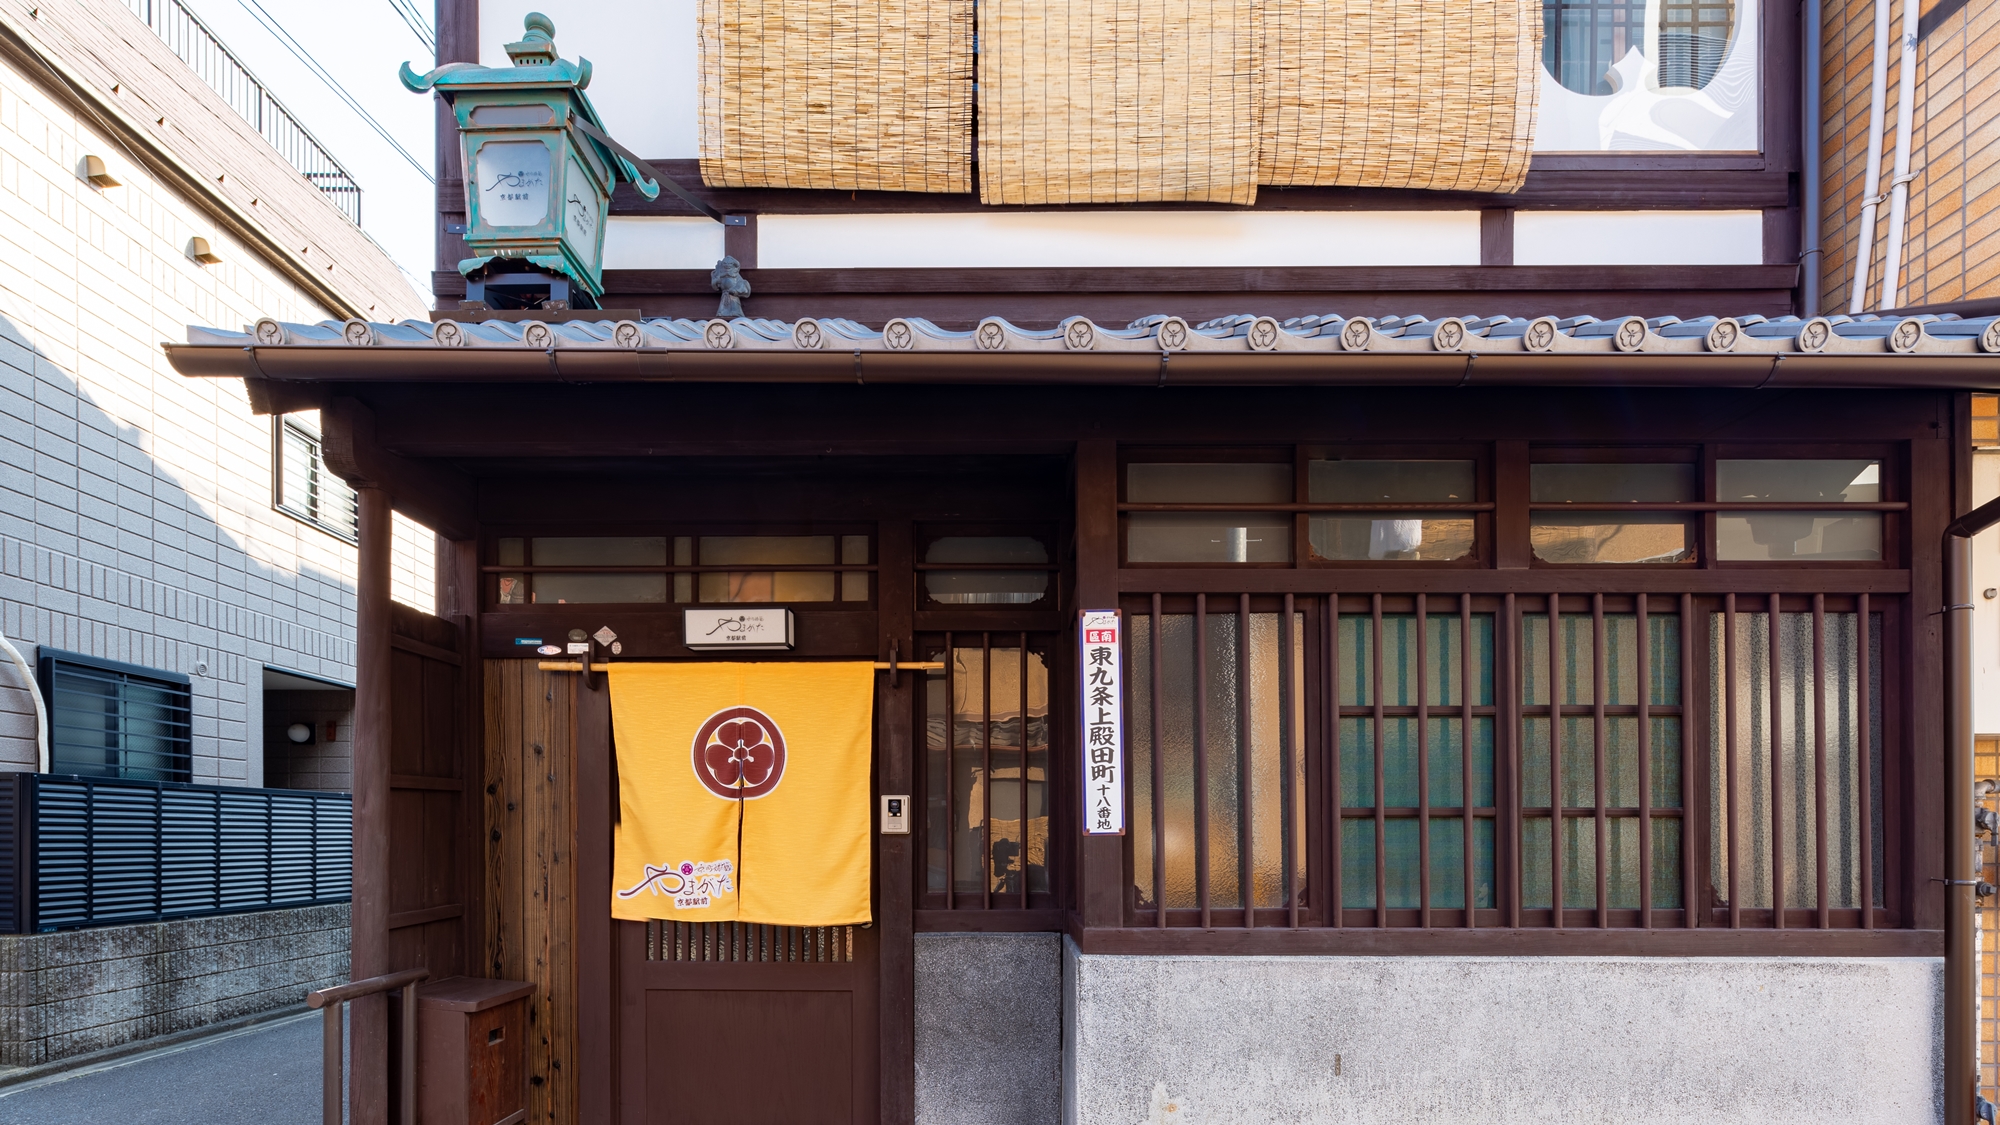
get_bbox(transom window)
[918,526,1059,607]
[488,532,873,606]
[1119,447,1896,568]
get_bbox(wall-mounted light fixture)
[81,155,120,188]
[187,237,222,265]
[286,722,315,745]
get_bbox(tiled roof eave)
[161,312,2000,391]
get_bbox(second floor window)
[276,414,358,541]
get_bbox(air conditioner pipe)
[1879,0,1923,309]
[0,631,46,772]
[1945,495,2000,1123]
[1848,0,1895,314]
[1801,0,1824,315]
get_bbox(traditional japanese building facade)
[168,0,2000,1121]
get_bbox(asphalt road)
[0,1012,329,1125]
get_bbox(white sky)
[175,0,442,307]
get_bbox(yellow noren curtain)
[1259,0,1543,192]
[609,662,873,927]
[697,0,974,191]
[976,0,1262,205]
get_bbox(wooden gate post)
[351,485,394,1125]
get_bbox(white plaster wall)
[0,56,430,782]
[482,0,699,159]
[1062,943,1942,1125]
[757,212,1482,269]
[602,216,727,270]
[1514,211,1766,266]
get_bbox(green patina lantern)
[402,13,659,310]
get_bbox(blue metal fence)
[0,773,351,933]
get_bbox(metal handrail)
[307,968,428,1125]
[121,0,364,224]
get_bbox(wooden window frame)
[1111,440,1916,940]
[913,630,1069,931]
[479,523,881,611]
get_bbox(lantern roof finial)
[505,13,559,66]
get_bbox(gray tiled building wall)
[0,52,374,784]
[0,904,349,1068]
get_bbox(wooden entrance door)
[599,676,884,1125]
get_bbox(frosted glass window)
[1129,612,1306,913]
[1709,611,1883,912]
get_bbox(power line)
[385,0,436,56]
[236,0,434,184]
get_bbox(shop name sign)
[1079,610,1124,835]
[683,608,795,651]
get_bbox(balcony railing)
[123,0,364,224]
[0,773,352,933]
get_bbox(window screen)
[275,414,358,541]
[39,650,193,783]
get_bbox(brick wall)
[1817,0,2000,310]
[0,903,349,1068]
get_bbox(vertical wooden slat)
[982,631,993,911]
[1150,595,1166,928]
[944,631,955,911]
[1592,593,1607,929]
[1282,594,1299,929]
[1770,593,1785,929]
[1417,593,1432,929]
[1239,593,1255,928]
[1682,593,1698,928]
[1505,592,1521,929]
[1725,593,1741,929]
[1020,637,1031,911]
[1329,593,1343,928]
[1549,593,1563,928]
[1814,595,1830,928]
[1462,594,1476,927]
[1637,593,1653,929]
[1372,593,1386,927]
[1195,595,1211,930]
[1859,594,1874,928]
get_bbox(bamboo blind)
[1259,0,1543,191]
[977,0,1262,205]
[696,0,974,191]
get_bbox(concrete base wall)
[0,904,348,1067]
[1062,941,1942,1125]
[916,932,1062,1125]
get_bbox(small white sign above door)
[683,608,796,651]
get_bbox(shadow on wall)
[0,312,362,787]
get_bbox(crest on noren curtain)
[692,706,787,800]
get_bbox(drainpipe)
[0,632,46,772]
[1945,495,2000,1124]
[1878,0,1922,309]
[1801,0,1823,315]
[1848,0,1895,314]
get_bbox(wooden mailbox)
[416,976,535,1125]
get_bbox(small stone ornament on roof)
[711,256,752,317]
